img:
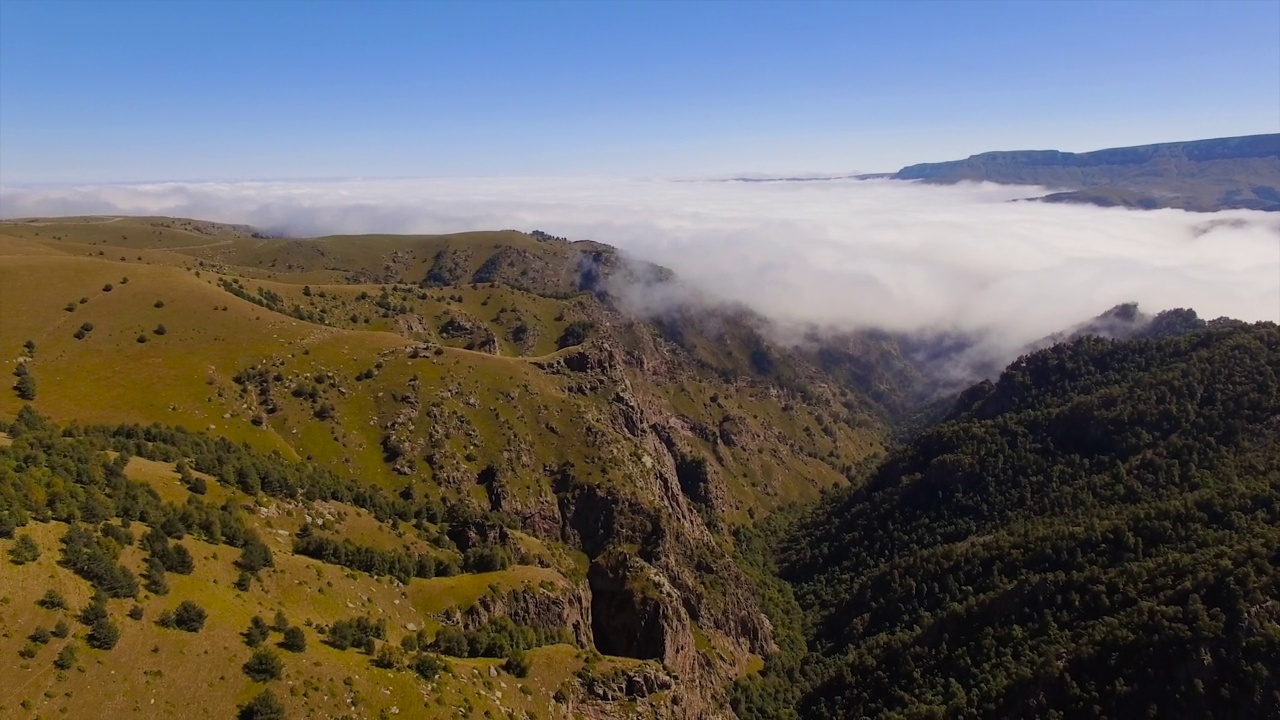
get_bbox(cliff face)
[892,133,1280,211]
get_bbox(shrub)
[237,540,273,572]
[411,652,448,680]
[29,627,51,644]
[244,616,270,647]
[153,324,167,336]
[238,688,287,720]
[51,620,70,638]
[243,648,284,682]
[79,594,108,625]
[38,589,67,610]
[154,300,165,308]
[13,374,36,402]
[102,284,113,292]
[503,648,532,677]
[128,605,144,621]
[8,533,40,564]
[136,334,148,344]
[174,601,207,632]
[281,626,306,653]
[87,617,120,650]
[373,643,402,669]
[156,609,176,628]
[53,644,77,670]
[18,643,39,659]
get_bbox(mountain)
[891,133,1280,211]
[3,215,1275,719]
[735,321,1280,718]
[0,215,912,719]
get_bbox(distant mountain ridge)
[891,133,1280,211]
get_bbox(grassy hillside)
[1,215,896,718]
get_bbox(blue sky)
[1,0,1277,183]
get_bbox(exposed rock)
[462,584,594,648]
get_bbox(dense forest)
[736,321,1280,718]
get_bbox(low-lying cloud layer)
[3,177,1277,349]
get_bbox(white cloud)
[2,177,1277,353]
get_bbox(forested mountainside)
[892,133,1280,211]
[735,321,1280,718]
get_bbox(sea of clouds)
[2,176,1277,351]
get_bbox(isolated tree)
[281,626,306,653]
[244,615,270,647]
[174,600,207,632]
[503,647,531,678]
[163,543,195,574]
[238,688,287,720]
[243,647,284,682]
[237,539,273,572]
[144,556,169,595]
[38,589,67,610]
[8,533,40,564]
[14,372,36,401]
[53,644,77,671]
[79,593,108,626]
[22,339,35,356]
[411,652,447,681]
[271,610,289,632]
[87,616,120,650]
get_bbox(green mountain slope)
[737,321,1280,718]
[0,215,902,718]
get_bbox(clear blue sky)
[1,0,1277,183]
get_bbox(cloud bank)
[2,177,1277,350]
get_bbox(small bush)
[154,300,165,308]
[243,648,284,682]
[281,626,306,653]
[8,533,40,564]
[411,652,447,680]
[153,324,167,336]
[87,617,120,650]
[238,688,287,720]
[102,284,113,292]
[503,648,532,677]
[128,605,144,621]
[51,620,70,638]
[136,334,148,344]
[28,627,51,644]
[38,589,67,610]
[174,601,207,632]
[156,609,176,628]
[53,644,76,670]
